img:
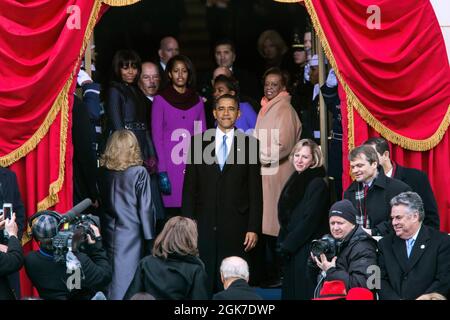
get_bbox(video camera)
[29,199,100,263]
[310,234,341,261]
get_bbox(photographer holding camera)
[311,200,378,292]
[0,213,23,299]
[24,213,112,300]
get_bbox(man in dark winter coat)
[24,214,112,300]
[378,192,450,300]
[72,95,100,207]
[0,213,23,300]
[344,145,411,236]
[364,137,440,230]
[182,94,263,294]
[0,167,25,242]
[0,166,25,298]
[312,200,378,291]
[213,256,262,300]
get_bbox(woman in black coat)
[124,216,209,300]
[277,139,330,300]
[105,50,164,222]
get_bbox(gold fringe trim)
[21,1,104,246]
[0,89,63,168]
[347,96,355,151]
[101,0,141,6]
[34,0,103,212]
[304,0,450,152]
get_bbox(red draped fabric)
[305,0,450,232]
[0,0,136,298]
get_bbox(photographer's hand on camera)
[311,252,337,272]
[86,224,101,245]
[5,213,18,238]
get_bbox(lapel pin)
[237,148,241,151]
[420,245,425,249]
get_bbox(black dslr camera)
[310,234,340,261]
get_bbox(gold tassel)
[101,0,141,6]
[304,0,450,152]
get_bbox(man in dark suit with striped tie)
[378,192,450,300]
[182,94,263,295]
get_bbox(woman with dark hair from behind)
[124,216,209,300]
[105,49,165,223]
[98,130,156,300]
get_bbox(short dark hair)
[364,137,390,156]
[214,75,240,96]
[214,38,236,53]
[262,67,288,87]
[165,54,197,88]
[214,94,240,109]
[349,145,379,165]
[111,49,141,83]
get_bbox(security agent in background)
[24,212,112,300]
[311,200,378,293]
[0,213,23,300]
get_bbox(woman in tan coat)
[254,67,301,286]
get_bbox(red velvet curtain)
[305,0,450,232]
[0,0,119,298]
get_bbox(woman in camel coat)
[254,67,301,284]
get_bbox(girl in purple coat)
[212,75,257,134]
[152,55,206,216]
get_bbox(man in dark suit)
[344,145,411,236]
[213,39,261,110]
[182,94,263,293]
[157,36,179,89]
[138,61,161,129]
[364,137,440,229]
[213,256,262,300]
[378,192,450,300]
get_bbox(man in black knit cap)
[312,200,378,292]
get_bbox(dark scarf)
[159,85,199,110]
[278,166,326,228]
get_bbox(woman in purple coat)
[152,55,206,217]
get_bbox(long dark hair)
[111,49,141,84]
[165,54,197,89]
